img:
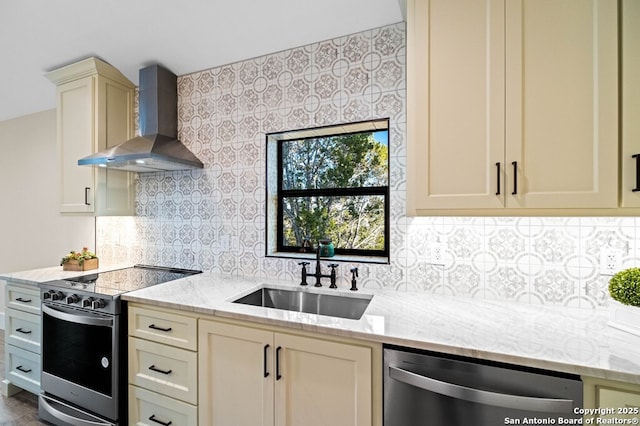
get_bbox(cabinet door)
[128,337,198,404]
[620,0,640,207]
[6,308,41,354]
[129,385,198,426]
[407,0,506,212]
[57,77,96,213]
[94,75,136,216]
[198,320,274,426]
[598,387,640,421]
[274,333,372,426]
[5,344,41,395]
[5,282,40,315]
[505,0,618,208]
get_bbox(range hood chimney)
[78,64,204,172]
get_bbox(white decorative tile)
[96,23,640,311]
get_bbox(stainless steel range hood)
[78,64,204,172]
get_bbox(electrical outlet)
[430,243,446,266]
[600,248,622,275]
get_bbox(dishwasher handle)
[388,365,575,414]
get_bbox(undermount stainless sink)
[232,287,372,320]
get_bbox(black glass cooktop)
[48,264,202,297]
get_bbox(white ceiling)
[0,0,405,122]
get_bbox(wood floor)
[0,330,44,425]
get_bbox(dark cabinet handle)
[633,154,640,192]
[15,297,32,303]
[148,324,172,332]
[276,346,282,380]
[16,365,32,373]
[511,161,518,195]
[149,415,172,426]
[16,328,32,335]
[84,187,91,206]
[263,344,270,378]
[495,162,501,195]
[148,365,172,375]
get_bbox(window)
[266,119,389,261]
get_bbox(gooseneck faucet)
[298,243,338,287]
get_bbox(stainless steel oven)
[40,301,123,425]
[39,265,201,426]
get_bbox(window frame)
[267,119,390,261]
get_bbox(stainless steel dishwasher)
[384,346,583,426]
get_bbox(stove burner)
[41,264,202,314]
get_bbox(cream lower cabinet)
[128,305,199,426]
[198,319,380,426]
[583,377,640,422]
[407,0,618,213]
[2,281,41,396]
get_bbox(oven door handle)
[388,366,575,413]
[42,304,114,327]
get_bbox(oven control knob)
[82,297,95,308]
[51,291,64,301]
[66,294,80,304]
[43,291,51,299]
[91,299,106,309]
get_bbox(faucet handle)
[328,263,339,289]
[350,267,359,291]
[298,261,310,286]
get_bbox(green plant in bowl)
[609,267,640,307]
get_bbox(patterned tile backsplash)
[97,23,633,310]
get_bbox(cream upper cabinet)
[46,57,136,215]
[199,319,377,426]
[407,0,618,214]
[620,0,640,207]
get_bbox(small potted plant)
[61,247,99,271]
[608,267,640,336]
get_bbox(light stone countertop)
[0,263,133,285]
[3,267,639,385]
[121,272,640,385]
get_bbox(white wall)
[0,109,95,325]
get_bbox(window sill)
[266,252,389,265]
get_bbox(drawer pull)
[148,365,172,375]
[16,365,32,373]
[15,297,32,303]
[148,324,172,332]
[149,414,172,426]
[16,327,32,335]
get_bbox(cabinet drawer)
[129,385,197,426]
[5,283,40,315]
[6,344,41,395]
[6,308,41,354]
[129,305,197,350]
[128,337,197,404]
